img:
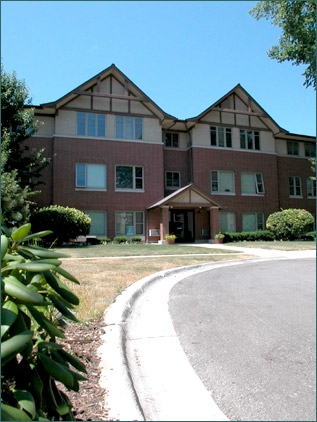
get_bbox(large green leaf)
[1,330,33,365]
[17,245,69,259]
[11,223,31,242]
[1,300,18,338]
[16,262,57,272]
[26,305,65,339]
[13,390,36,419]
[1,403,31,421]
[3,275,44,305]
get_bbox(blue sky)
[1,1,316,136]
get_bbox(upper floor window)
[241,173,265,195]
[77,113,106,137]
[116,165,144,191]
[305,143,316,157]
[165,171,180,189]
[165,132,179,148]
[307,178,316,198]
[210,126,232,148]
[76,163,106,189]
[240,130,260,151]
[289,176,302,197]
[211,171,235,194]
[116,116,142,140]
[287,141,299,155]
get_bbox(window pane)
[135,167,143,189]
[98,115,105,137]
[210,127,217,146]
[77,113,85,135]
[87,211,106,236]
[88,114,95,136]
[87,164,106,189]
[247,131,253,149]
[126,117,133,139]
[242,213,256,231]
[219,171,234,192]
[241,173,255,194]
[226,129,232,147]
[135,212,144,235]
[172,133,179,147]
[165,133,172,147]
[220,212,236,232]
[218,127,225,147]
[240,130,246,148]
[254,132,260,150]
[135,118,142,140]
[116,166,133,189]
[256,173,264,193]
[76,163,86,187]
[116,116,123,138]
[211,171,218,192]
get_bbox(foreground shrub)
[266,208,314,240]
[30,205,91,245]
[113,237,127,244]
[224,230,275,243]
[1,223,86,420]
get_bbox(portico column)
[160,206,170,241]
[209,206,220,238]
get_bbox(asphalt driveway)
[169,258,316,421]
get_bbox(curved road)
[169,258,316,421]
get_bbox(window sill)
[307,196,316,199]
[289,196,303,199]
[75,188,107,191]
[241,193,265,196]
[211,192,236,195]
[115,189,145,193]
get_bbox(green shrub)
[113,237,127,244]
[30,205,91,245]
[1,223,86,420]
[130,237,142,243]
[266,208,314,240]
[224,230,275,242]
[99,237,111,244]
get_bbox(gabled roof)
[148,183,221,209]
[37,64,177,121]
[184,84,288,135]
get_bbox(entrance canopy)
[148,183,221,210]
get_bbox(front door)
[169,210,195,243]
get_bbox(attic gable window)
[77,113,106,137]
[116,116,142,140]
[287,141,299,156]
[240,130,260,151]
[210,126,232,148]
[165,132,179,148]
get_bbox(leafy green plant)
[113,237,127,244]
[266,208,314,240]
[224,230,275,242]
[130,237,142,243]
[30,205,91,246]
[1,223,86,421]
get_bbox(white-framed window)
[76,164,106,189]
[241,173,265,195]
[242,213,264,231]
[115,211,144,236]
[307,178,316,198]
[211,171,235,194]
[210,126,232,148]
[289,176,302,197]
[115,165,144,191]
[305,143,316,157]
[240,130,260,150]
[115,116,142,140]
[165,171,181,189]
[77,112,106,137]
[287,141,299,156]
[85,211,107,237]
[165,132,179,148]
[220,212,236,232]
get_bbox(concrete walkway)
[97,245,315,421]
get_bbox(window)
[116,116,142,140]
[287,141,299,155]
[115,165,144,190]
[240,130,260,150]
[115,211,144,236]
[210,126,232,148]
[289,176,302,197]
[307,178,316,198]
[76,164,106,189]
[241,173,265,195]
[242,213,264,231]
[220,212,236,232]
[305,143,316,157]
[165,132,179,148]
[85,211,107,236]
[77,113,105,137]
[165,171,180,189]
[211,171,235,194]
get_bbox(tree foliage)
[1,65,51,188]
[266,208,314,239]
[250,1,316,89]
[1,223,86,420]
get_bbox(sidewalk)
[97,245,315,421]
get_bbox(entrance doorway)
[169,210,195,243]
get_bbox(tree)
[250,1,316,89]
[1,65,51,189]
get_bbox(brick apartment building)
[29,64,316,243]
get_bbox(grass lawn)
[57,241,315,321]
[227,240,316,250]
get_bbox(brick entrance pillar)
[160,206,170,241]
[209,206,220,238]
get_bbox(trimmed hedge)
[30,205,91,245]
[266,208,314,240]
[223,230,275,243]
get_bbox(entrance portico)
[147,183,221,243]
